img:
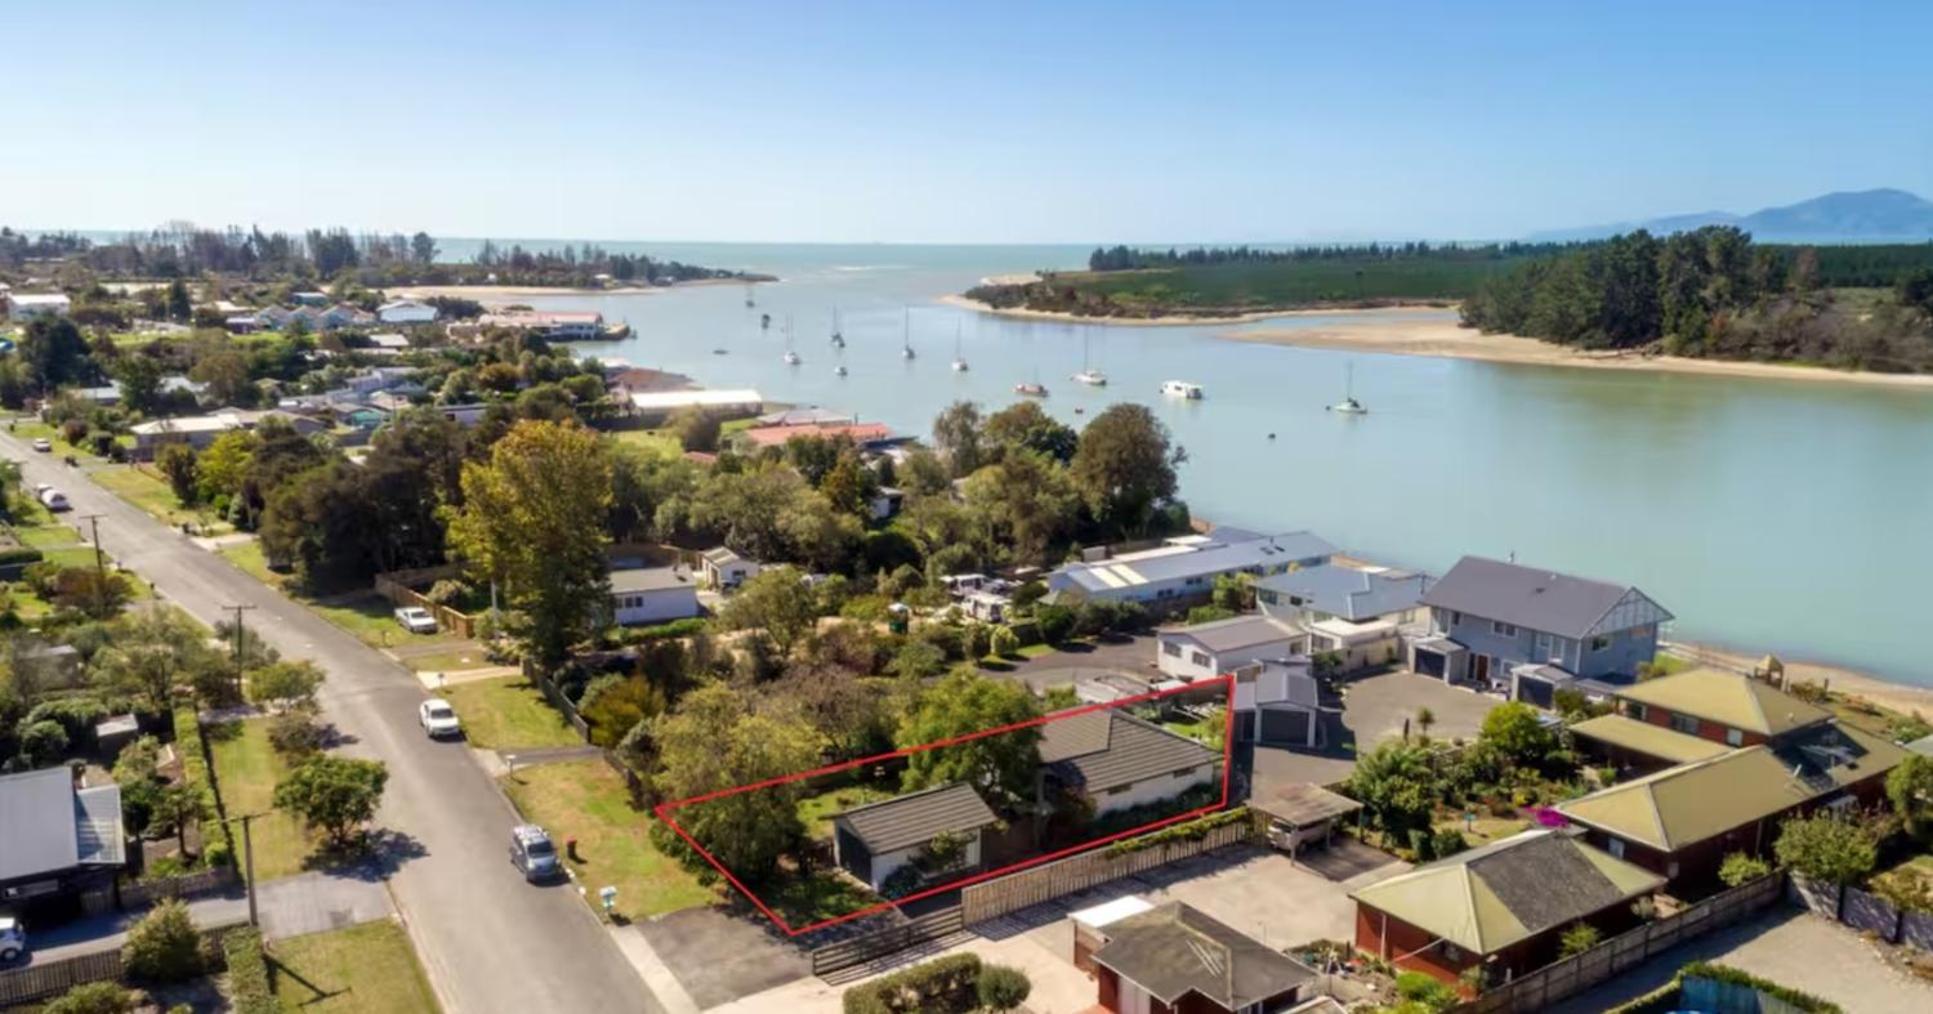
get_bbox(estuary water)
[483,242,1933,687]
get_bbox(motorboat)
[1015,381,1049,397]
[834,365,848,377]
[1161,380,1204,399]
[783,350,801,365]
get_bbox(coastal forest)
[0,225,761,292]
[1459,228,1933,372]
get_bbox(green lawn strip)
[764,869,878,928]
[609,428,682,455]
[441,677,580,751]
[16,525,82,549]
[219,540,287,588]
[796,784,892,840]
[398,646,489,674]
[206,718,313,881]
[92,465,232,534]
[308,594,463,651]
[268,920,441,1014]
[499,759,710,921]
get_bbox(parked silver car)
[0,915,25,962]
[509,824,562,883]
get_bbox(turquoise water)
[499,244,1933,686]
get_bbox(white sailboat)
[1071,330,1107,386]
[1328,363,1367,414]
[901,307,917,360]
[782,316,801,365]
[951,322,969,371]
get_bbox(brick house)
[1570,668,1832,774]
[1351,829,1661,990]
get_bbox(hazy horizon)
[7,1,1931,243]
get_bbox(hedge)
[841,953,982,1014]
[615,617,708,644]
[172,705,232,858]
[0,545,44,567]
[222,929,276,1014]
[1104,806,1249,858]
[1679,962,1842,1014]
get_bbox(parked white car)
[37,488,70,512]
[30,438,51,453]
[394,606,438,634]
[0,915,24,962]
[418,698,461,738]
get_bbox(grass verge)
[207,718,312,880]
[268,920,441,1014]
[499,759,709,921]
[441,677,580,751]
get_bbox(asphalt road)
[4,434,657,1014]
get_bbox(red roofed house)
[739,421,894,450]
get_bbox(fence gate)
[808,906,966,978]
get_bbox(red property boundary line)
[653,675,1237,936]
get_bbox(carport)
[1252,782,1361,861]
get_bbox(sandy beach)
[392,277,753,304]
[1226,311,1933,390]
[1669,641,1933,718]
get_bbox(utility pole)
[78,513,107,616]
[225,812,263,927]
[222,604,257,697]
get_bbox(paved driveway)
[0,436,656,1014]
[633,906,812,1010]
[1551,908,1933,1014]
[995,635,1157,692]
[1251,670,1502,788]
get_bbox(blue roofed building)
[1046,528,1336,610]
[1255,565,1433,672]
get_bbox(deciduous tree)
[718,566,819,661]
[1072,404,1183,537]
[650,684,823,882]
[898,670,1042,806]
[273,756,388,847]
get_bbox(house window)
[1491,621,1518,637]
[1590,636,1611,652]
[1441,944,1462,963]
[1106,785,1128,796]
[1725,728,1744,747]
[1162,642,1181,658]
[1668,713,1699,735]
[1191,651,1211,667]
[1258,590,1277,605]
[1606,838,1626,859]
[1626,703,1648,722]
[1449,611,1462,626]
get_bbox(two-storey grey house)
[1410,556,1672,699]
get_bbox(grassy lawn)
[441,677,580,751]
[765,869,878,928]
[1436,813,1532,848]
[499,759,710,921]
[609,428,682,455]
[398,645,490,673]
[1160,708,1227,749]
[269,920,440,1014]
[796,784,892,840]
[207,718,313,881]
[308,593,463,652]
[219,539,288,589]
[92,465,232,534]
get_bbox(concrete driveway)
[994,635,1157,692]
[0,436,656,1014]
[1250,669,1502,789]
[1551,907,1933,1014]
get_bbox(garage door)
[1414,649,1444,678]
[1259,707,1309,746]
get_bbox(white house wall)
[863,836,982,892]
[612,587,701,626]
[1091,763,1220,816]
[1157,636,1304,681]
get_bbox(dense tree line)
[1087,240,1577,272]
[1461,227,1933,371]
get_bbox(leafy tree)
[1345,741,1437,844]
[447,420,612,666]
[931,400,984,477]
[194,430,257,505]
[962,451,1080,566]
[247,660,325,708]
[1773,812,1877,885]
[188,348,252,407]
[19,315,91,393]
[121,899,202,982]
[898,448,952,496]
[668,405,722,452]
[718,566,820,660]
[273,756,389,848]
[1034,604,1075,645]
[984,400,1078,463]
[651,684,823,882]
[114,354,165,416]
[19,719,69,765]
[890,639,947,681]
[410,231,438,264]
[989,625,1019,658]
[1887,753,1933,838]
[1477,702,1557,769]
[93,607,225,712]
[1072,404,1184,537]
[977,965,1032,1012]
[578,674,668,749]
[151,782,209,857]
[770,660,891,760]
[156,444,199,506]
[898,670,1042,806]
[820,451,877,517]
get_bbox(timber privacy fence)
[0,922,247,1007]
[959,814,1256,925]
[1454,872,1785,1014]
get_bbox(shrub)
[42,983,139,1014]
[267,708,325,758]
[1431,828,1469,859]
[122,899,202,982]
[988,625,1019,658]
[1559,921,1602,958]
[19,719,69,765]
[1033,603,1075,645]
[841,953,982,1014]
[976,964,1031,1011]
[223,928,276,1014]
[1718,851,1772,887]
[423,579,469,606]
[1774,812,1877,885]
[1394,970,1459,1010]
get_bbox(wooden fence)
[372,565,479,639]
[810,906,965,978]
[959,817,1256,926]
[0,922,244,1007]
[1787,872,1933,952]
[1455,873,1785,1014]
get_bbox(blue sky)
[6,0,1930,243]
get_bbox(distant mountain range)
[1528,188,1933,244]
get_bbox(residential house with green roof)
[1570,667,1835,775]
[1350,828,1662,989]
[1556,720,1905,887]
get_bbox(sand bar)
[940,293,1452,327]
